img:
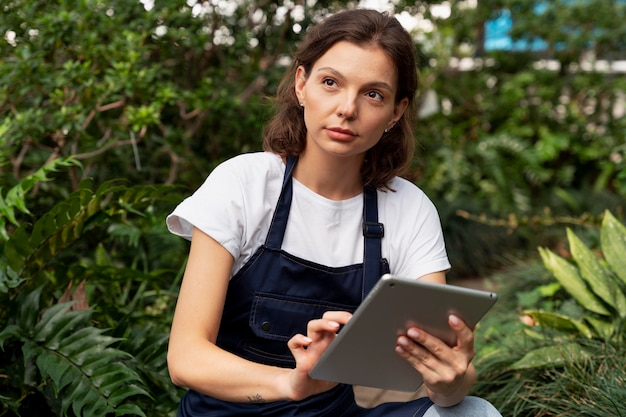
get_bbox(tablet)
[308,274,498,392]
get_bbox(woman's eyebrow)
[316,66,394,91]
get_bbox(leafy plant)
[0,170,186,415]
[473,211,626,415]
[523,211,626,350]
[0,287,148,416]
[0,158,80,241]
[475,337,626,417]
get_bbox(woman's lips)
[326,127,357,141]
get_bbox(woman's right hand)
[285,311,352,401]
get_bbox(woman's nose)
[337,94,358,119]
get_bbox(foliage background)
[1,0,624,415]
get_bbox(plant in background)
[0,162,187,416]
[473,210,626,416]
[519,210,626,364]
[413,0,626,277]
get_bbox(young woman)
[166,8,502,417]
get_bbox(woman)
[166,8,502,417]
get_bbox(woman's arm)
[394,271,477,407]
[167,227,348,403]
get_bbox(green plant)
[0,287,148,416]
[473,211,626,415]
[476,337,626,417]
[0,169,186,416]
[524,211,626,349]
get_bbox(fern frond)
[3,179,179,280]
[21,300,149,416]
[0,157,81,241]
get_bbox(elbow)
[167,349,188,388]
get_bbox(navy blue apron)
[178,156,433,416]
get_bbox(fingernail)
[328,321,340,328]
[398,336,410,347]
[449,315,461,326]
[407,328,420,339]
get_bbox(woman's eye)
[367,91,384,101]
[322,78,337,87]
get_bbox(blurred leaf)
[511,342,591,369]
[523,310,594,338]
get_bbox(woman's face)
[295,41,408,163]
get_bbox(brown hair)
[262,9,419,190]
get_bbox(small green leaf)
[0,324,23,349]
[115,404,147,417]
[36,350,72,395]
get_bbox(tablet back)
[308,274,498,392]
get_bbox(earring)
[299,102,304,107]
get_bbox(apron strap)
[363,186,384,298]
[265,155,384,297]
[264,155,297,249]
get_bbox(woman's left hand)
[394,314,476,406]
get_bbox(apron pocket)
[245,292,356,366]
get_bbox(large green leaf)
[584,316,618,341]
[538,247,610,316]
[523,310,594,338]
[510,342,591,369]
[601,210,626,287]
[567,228,626,315]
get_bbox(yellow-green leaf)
[568,228,626,314]
[601,210,626,286]
[538,247,610,316]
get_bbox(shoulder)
[197,151,285,215]
[213,152,283,182]
[379,177,435,209]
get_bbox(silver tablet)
[308,274,498,392]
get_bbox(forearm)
[168,339,294,403]
[426,362,476,407]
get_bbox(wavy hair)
[262,9,419,190]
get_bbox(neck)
[293,152,364,201]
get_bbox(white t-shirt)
[167,152,450,279]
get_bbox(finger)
[404,327,449,360]
[288,334,317,370]
[288,334,313,351]
[306,318,341,337]
[395,335,451,386]
[321,310,352,325]
[448,315,475,354]
[306,311,352,339]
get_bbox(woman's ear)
[392,97,409,125]
[295,66,307,104]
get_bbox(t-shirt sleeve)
[166,160,246,260]
[385,180,451,279]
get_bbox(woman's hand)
[395,314,477,407]
[284,311,352,401]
